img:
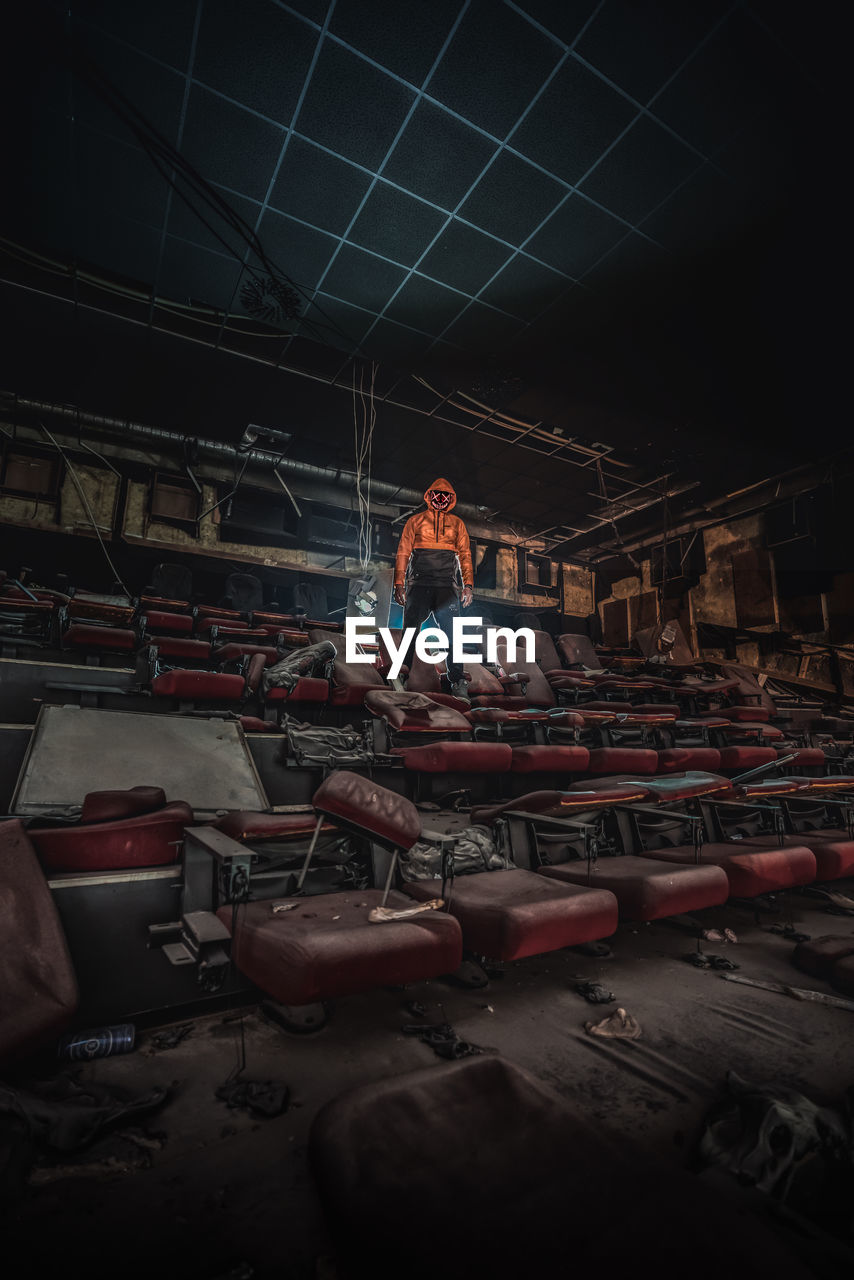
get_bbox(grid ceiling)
[5,0,840,541]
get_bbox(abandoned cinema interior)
[2,1,852,1277]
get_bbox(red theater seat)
[470,779,650,825]
[586,747,658,775]
[151,670,247,700]
[724,705,771,722]
[63,623,136,651]
[403,870,618,961]
[265,677,330,703]
[467,708,553,725]
[196,616,250,633]
[614,771,731,802]
[656,748,722,774]
[636,842,816,897]
[776,747,826,768]
[143,610,194,634]
[736,832,854,882]
[239,716,282,733]
[391,742,512,773]
[29,794,194,872]
[539,856,729,921]
[214,642,281,663]
[792,935,854,981]
[148,636,211,661]
[716,746,778,771]
[215,811,337,840]
[1,820,79,1065]
[216,891,462,1006]
[365,690,472,735]
[510,745,590,773]
[81,785,166,823]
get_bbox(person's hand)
[393,585,406,607]
[460,586,473,608]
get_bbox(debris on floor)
[400,1021,483,1060]
[0,1075,169,1151]
[584,1008,641,1040]
[214,1079,290,1117]
[148,1022,194,1051]
[719,972,854,1010]
[768,923,811,942]
[682,952,739,970]
[571,941,613,958]
[574,980,615,1003]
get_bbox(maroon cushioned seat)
[717,746,778,770]
[143,609,194,634]
[64,623,136,650]
[258,627,308,645]
[151,670,246,699]
[580,701,633,713]
[330,683,386,706]
[784,774,854,791]
[737,832,854,881]
[792,934,854,980]
[266,677,329,703]
[539,856,729,922]
[215,811,337,840]
[148,636,211,660]
[616,771,731,802]
[239,716,282,733]
[196,616,250,633]
[252,611,298,627]
[403,870,618,960]
[216,890,462,1006]
[656,748,722,774]
[632,703,682,716]
[29,801,194,872]
[725,778,802,798]
[419,691,472,714]
[139,595,191,614]
[586,747,658,775]
[470,695,545,710]
[775,747,826,767]
[636,842,816,897]
[471,779,651,825]
[214,642,281,663]
[725,705,771,722]
[718,723,785,740]
[312,771,421,851]
[468,707,553,724]
[81,785,166,823]
[0,819,79,1065]
[510,745,590,773]
[365,689,471,734]
[391,742,512,773]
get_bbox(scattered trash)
[444,958,490,988]
[768,923,811,942]
[571,941,613,958]
[584,1008,641,1040]
[271,901,299,914]
[215,1080,290,1117]
[719,972,854,1010]
[701,927,738,944]
[682,953,739,970]
[58,1023,135,1062]
[150,1022,193,1051]
[403,1000,428,1018]
[574,980,615,1003]
[369,898,443,923]
[0,1077,169,1151]
[483,1005,494,1013]
[401,1021,483,1060]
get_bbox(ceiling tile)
[167,186,262,257]
[479,254,568,321]
[428,0,563,138]
[181,85,286,201]
[525,193,625,275]
[347,184,447,266]
[382,99,498,210]
[510,0,601,48]
[511,56,636,184]
[71,0,199,71]
[159,238,246,310]
[296,41,416,170]
[459,150,565,244]
[252,209,339,291]
[321,242,408,311]
[329,0,462,84]
[419,221,514,295]
[578,115,699,225]
[269,136,373,236]
[194,0,318,124]
[441,301,524,350]
[74,129,170,228]
[384,274,469,336]
[73,23,186,148]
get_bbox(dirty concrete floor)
[3,887,853,1280]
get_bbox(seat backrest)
[150,561,192,601]
[309,628,385,687]
[557,633,600,669]
[488,629,555,706]
[532,630,561,670]
[223,573,263,613]
[81,786,167,823]
[293,582,328,619]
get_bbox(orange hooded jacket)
[394,477,473,588]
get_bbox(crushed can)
[58,1023,136,1061]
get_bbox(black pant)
[402,584,462,683]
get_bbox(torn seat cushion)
[510,745,590,773]
[391,742,512,773]
[214,642,281,664]
[637,843,816,897]
[0,819,79,1064]
[403,870,618,960]
[81,786,167,823]
[539,856,729,922]
[365,690,471,734]
[216,890,462,1006]
[29,802,194,872]
[312,771,421,851]
[151,670,246,700]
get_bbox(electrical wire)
[352,360,377,573]
[38,422,132,598]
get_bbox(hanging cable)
[352,360,377,574]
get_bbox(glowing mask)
[428,490,453,511]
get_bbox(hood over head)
[424,477,457,512]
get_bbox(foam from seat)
[617,771,731,802]
[471,779,650,825]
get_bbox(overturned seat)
[0,819,79,1065]
[29,786,194,872]
[215,773,462,1005]
[366,689,473,747]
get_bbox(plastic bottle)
[58,1024,136,1061]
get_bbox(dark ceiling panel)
[73,23,187,148]
[383,274,470,337]
[166,185,262,257]
[441,301,524,351]
[180,85,285,200]
[381,99,498,209]
[479,254,568,322]
[328,0,462,85]
[252,209,338,291]
[577,114,700,226]
[71,0,199,71]
[74,130,170,229]
[525,192,626,276]
[320,243,408,313]
[268,137,373,237]
[346,184,447,266]
[418,221,515,295]
[295,41,416,170]
[427,0,563,137]
[459,150,565,244]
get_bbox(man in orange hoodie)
[392,477,474,700]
